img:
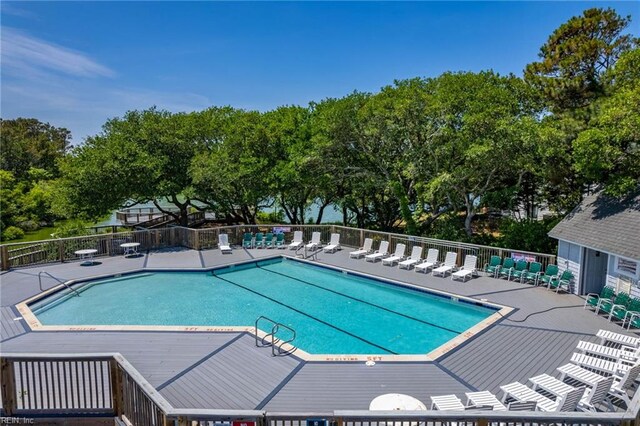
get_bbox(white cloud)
[1,27,115,78]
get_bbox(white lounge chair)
[576,340,640,363]
[500,381,583,412]
[218,233,232,254]
[382,243,406,266]
[570,352,633,376]
[433,252,457,277]
[323,233,341,253]
[465,391,506,411]
[430,394,464,411]
[597,329,640,348]
[399,246,422,270]
[415,249,439,273]
[452,255,478,282]
[529,373,613,412]
[305,232,322,250]
[350,238,373,259]
[365,241,389,263]
[288,231,304,250]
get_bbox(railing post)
[1,357,17,416]
[0,245,9,271]
[110,358,123,418]
[59,239,65,263]
[194,228,200,251]
[360,229,364,247]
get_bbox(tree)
[423,72,540,236]
[573,48,640,196]
[58,108,202,225]
[0,118,71,179]
[525,7,637,112]
[190,107,274,224]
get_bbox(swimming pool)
[29,257,499,356]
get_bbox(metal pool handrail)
[255,315,297,356]
[38,271,80,297]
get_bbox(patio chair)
[610,297,640,325]
[323,233,341,253]
[497,258,516,280]
[399,246,423,270]
[350,238,373,259]
[242,232,253,249]
[254,232,265,249]
[597,329,640,348]
[452,255,478,282]
[288,231,304,250]
[218,233,232,254]
[415,249,439,273]
[433,252,457,277]
[264,232,274,249]
[305,232,322,250]
[547,270,574,293]
[521,261,543,285]
[275,233,285,249]
[509,260,528,282]
[483,255,501,278]
[597,292,630,318]
[382,243,406,266]
[606,362,640,408]
[584,286,615,311]
[365,241,390,263]
[538,264,560,287]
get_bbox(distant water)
[98,201,344,226]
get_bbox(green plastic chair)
[274,233,285,248]
[484,256,501,278]
[584,286,615,311]
[264,232,274,249]
[254,232,264,249]
[242,232,253,249]
[611,297,640,324]
[598,292,630,317]
[548,270,573,293]
[522,261,542,285]
[509,260,528,282]
[625,309,640,330]
[498,258,516,280]
[538,264,560,287]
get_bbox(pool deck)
[0,246,635,411]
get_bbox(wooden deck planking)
[1,306,27,340]
[263,362,471,411]
[160,334,301,409]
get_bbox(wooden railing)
[116,207,182,225]
[0,224,556,271]
[1,353,639,426]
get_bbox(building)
[549,189,640,296]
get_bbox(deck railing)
[1,353,639,426]
[0,224,556,271]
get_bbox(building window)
[615,256,639,278]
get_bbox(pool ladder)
[39,271,81,297]
[255,316,296,356]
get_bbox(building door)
[581,248,609,295]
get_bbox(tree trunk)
[464,209,475,237]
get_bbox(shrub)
[2,226,25,241]
[497,217,561,254]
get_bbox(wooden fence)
[0,224,556,271]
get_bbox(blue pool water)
[31,258,495,355]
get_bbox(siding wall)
[557,240,582,294]
[607,255,640,298]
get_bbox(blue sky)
[1,1,638,143]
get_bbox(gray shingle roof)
[548,189,640,260]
